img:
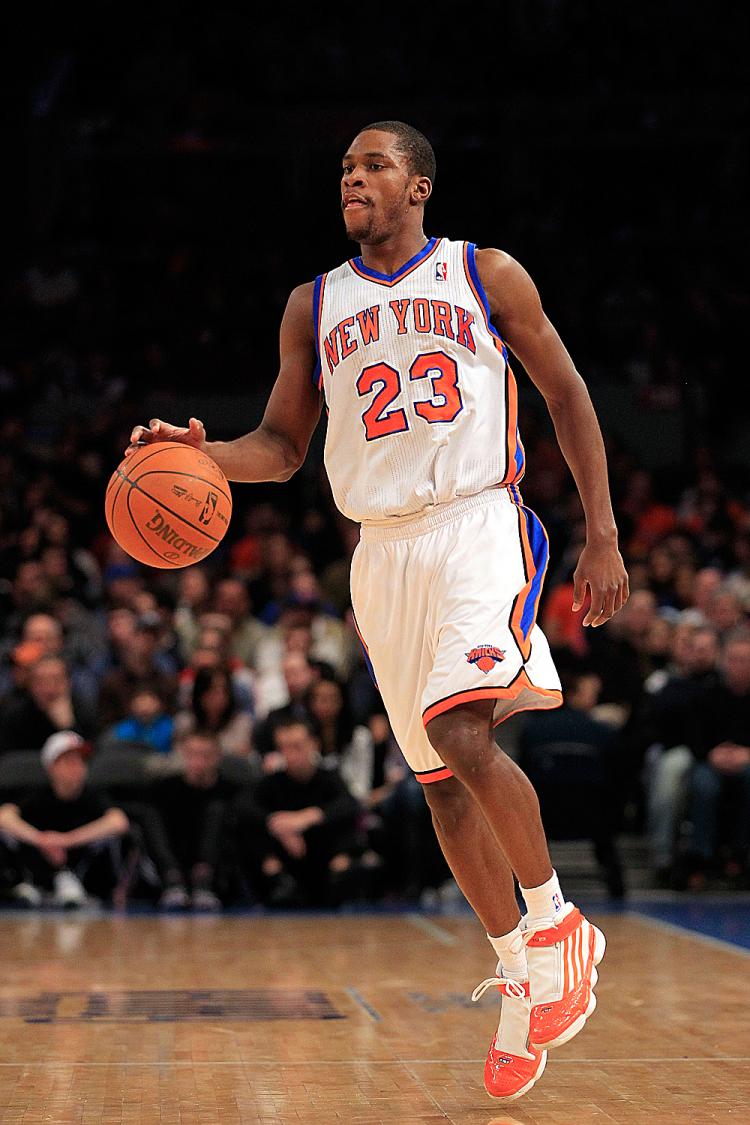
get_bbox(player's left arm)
[476,247,629,627]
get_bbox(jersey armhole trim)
[312,273,327,389]
[463,242,509,359]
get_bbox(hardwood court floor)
[0,908,748,1124]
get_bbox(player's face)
[341,131,415,245]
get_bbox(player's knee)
[422,774,471,834]
[426,701,498,779]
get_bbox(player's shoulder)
[474,246,519,277]
[287,279,316,307]
[473,247,536,306]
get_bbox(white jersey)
[312,236,525,524]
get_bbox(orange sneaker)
[471,975,547,1101]
[524,905,606,1051]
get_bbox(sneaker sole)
[487,1050,547,1102]
[530,925,606,1051]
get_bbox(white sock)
[487,925,527,982]
[520,869,566,924]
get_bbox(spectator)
[173,567,212,658]
[0,731,129,907]
[110,687,175,754]
[253,651,318,756]
[706,586,746,634]
[304,676,388,803]
[689,567,724,620]
[89,606,137,679]
[0,655,98,752]
[143,731,246,911]
[212,578,267,667]
[173,666,254,759]
[0,612,99,710]
[97,613,177,728]
[519,665,625,897]
[237,718,361,907]
[642,624,720,883]
[679,631,750,887]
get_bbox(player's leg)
[422,773,546,1101]
[426,698,552,890]
[422,774,519,934]
[425,699,606,1053]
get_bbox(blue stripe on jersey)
[520,507,549,639]
[514,429,525,476]
[350,236,438,283]
[466,243,507,352]
[311,274,324,387]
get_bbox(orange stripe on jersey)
[462,243,524,486]
[501,361,520,485]
[461,242,506,356]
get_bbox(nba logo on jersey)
[435,260,448,282]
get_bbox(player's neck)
[358,228,429,276]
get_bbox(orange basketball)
[105,442,232,569]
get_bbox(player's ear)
[411,176,432,205]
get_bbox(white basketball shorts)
[350,486,562,784]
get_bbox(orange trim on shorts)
[422,669,562,729]
[415,765,455,785]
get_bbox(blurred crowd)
[1,8,748,907]
[0,394,748,908]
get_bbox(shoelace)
[471,976,529,1003]
[520,914,557,942]
[471,915,566,1004]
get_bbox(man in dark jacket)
[144,731,245,911]
[685,630,750,882]
[238,717,361,906]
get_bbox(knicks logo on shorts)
[466,645,506,674]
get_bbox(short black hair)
[272,715,317,742]
[361,120,436,184]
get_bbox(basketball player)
[128,121,629,1102]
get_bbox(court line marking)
[0,1058,748,1067]
[407,914,458,946]
[344,986,382,1022]
[401,1059,451,1117]
[630,911,750,958]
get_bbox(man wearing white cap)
[0,731,129,907]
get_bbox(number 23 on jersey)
[356,349,464,441]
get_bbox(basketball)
[105,442,232,568]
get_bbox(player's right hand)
[125,416,206,457]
